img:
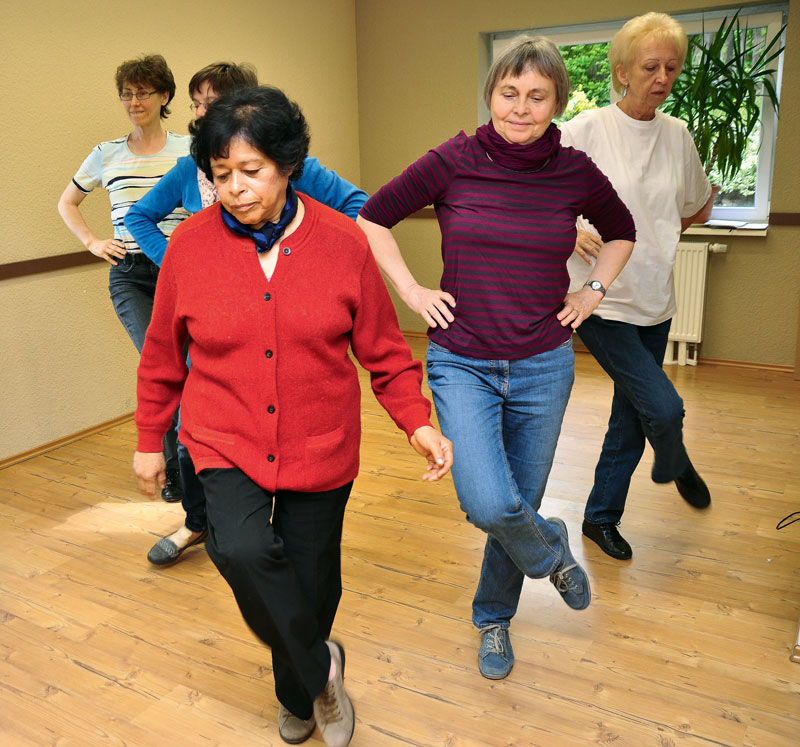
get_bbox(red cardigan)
[136,196,432,492]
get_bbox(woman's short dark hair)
[483,37,570,118]
[191,86,310,182]
[188,61,258,99]
[115,54,176,119]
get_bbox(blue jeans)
[108,252,178,469]
[426,338,574,630]
[576,316,688,525]
[108,252,158,353]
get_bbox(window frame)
[487,5,787,223]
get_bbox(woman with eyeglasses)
[58,54,190,497]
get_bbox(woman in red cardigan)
[133,86,452,747]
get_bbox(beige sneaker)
[312,640,355,747]
[278,703,315,744]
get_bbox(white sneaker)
[312,640,355,747]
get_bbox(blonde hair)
[609,12,688,94]
[484,36,570,118]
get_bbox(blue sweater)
[125,154,368,266]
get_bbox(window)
[488,6,787,223]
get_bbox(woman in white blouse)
[560,12,714,561]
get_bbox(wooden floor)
[1,339,799,746]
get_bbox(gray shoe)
[547,517,591,610]
[278,703,315,744]
[313,640,354,747]
[146,529,208,566]
[478,625,514,679]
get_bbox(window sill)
[685,225,768,238]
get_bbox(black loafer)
[161,468,183,503]
[147,529,208,566]
[582,520,632,560]
[675,463,711,508]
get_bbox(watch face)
[586,280,605,295]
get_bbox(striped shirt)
[72,132,191,253]
[360,130,636,360]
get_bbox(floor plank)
[1,340,798,745]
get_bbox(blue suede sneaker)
[547,517,592,610]
[478,625,514,679]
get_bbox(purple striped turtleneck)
[360,126,636,360]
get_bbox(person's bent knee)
[644,394,685,435]
[211,536,282,577]
[462,500,518,536]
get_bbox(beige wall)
[0,0,360,460]
[2,0,798,461]
[355,0,800,367]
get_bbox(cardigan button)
[268,405,275,414]
[282,247,291,255]
[265,350,273,358]
[264,292,271,301]
[267,454,275,462]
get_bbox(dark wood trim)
[409,208,437,219]
[3,212,795,281]
[0,251,102,281]
[410,209,800,225]
[768,212,800,226]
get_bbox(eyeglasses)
[119,91,159,101]
[189,99,218,112]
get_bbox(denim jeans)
[199,467,352,720]
[426,338,574,630]
[576,316,688,525]
[108,252,178,469]
[108,252,158,353]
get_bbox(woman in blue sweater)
[126,62,368,567]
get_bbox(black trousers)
[198,467,352,719]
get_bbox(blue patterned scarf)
[220,185,298,253]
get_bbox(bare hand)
[410,425,453,482]
[133,451,167,499]
[87,237,127,266]
[404,284,456,329]
[557,286,604,330]
[574,230,602,265]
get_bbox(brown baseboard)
[696,357,794,373]
[402,331,794,374]
[0,412,134,470]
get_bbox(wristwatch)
[584,280,606,296]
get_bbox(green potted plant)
[665,11,785,188]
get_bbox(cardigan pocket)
[304,425,346,470]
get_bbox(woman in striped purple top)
[358,37,635,681]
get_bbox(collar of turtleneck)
[475,120,561,172]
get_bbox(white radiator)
[664,241,709,366]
